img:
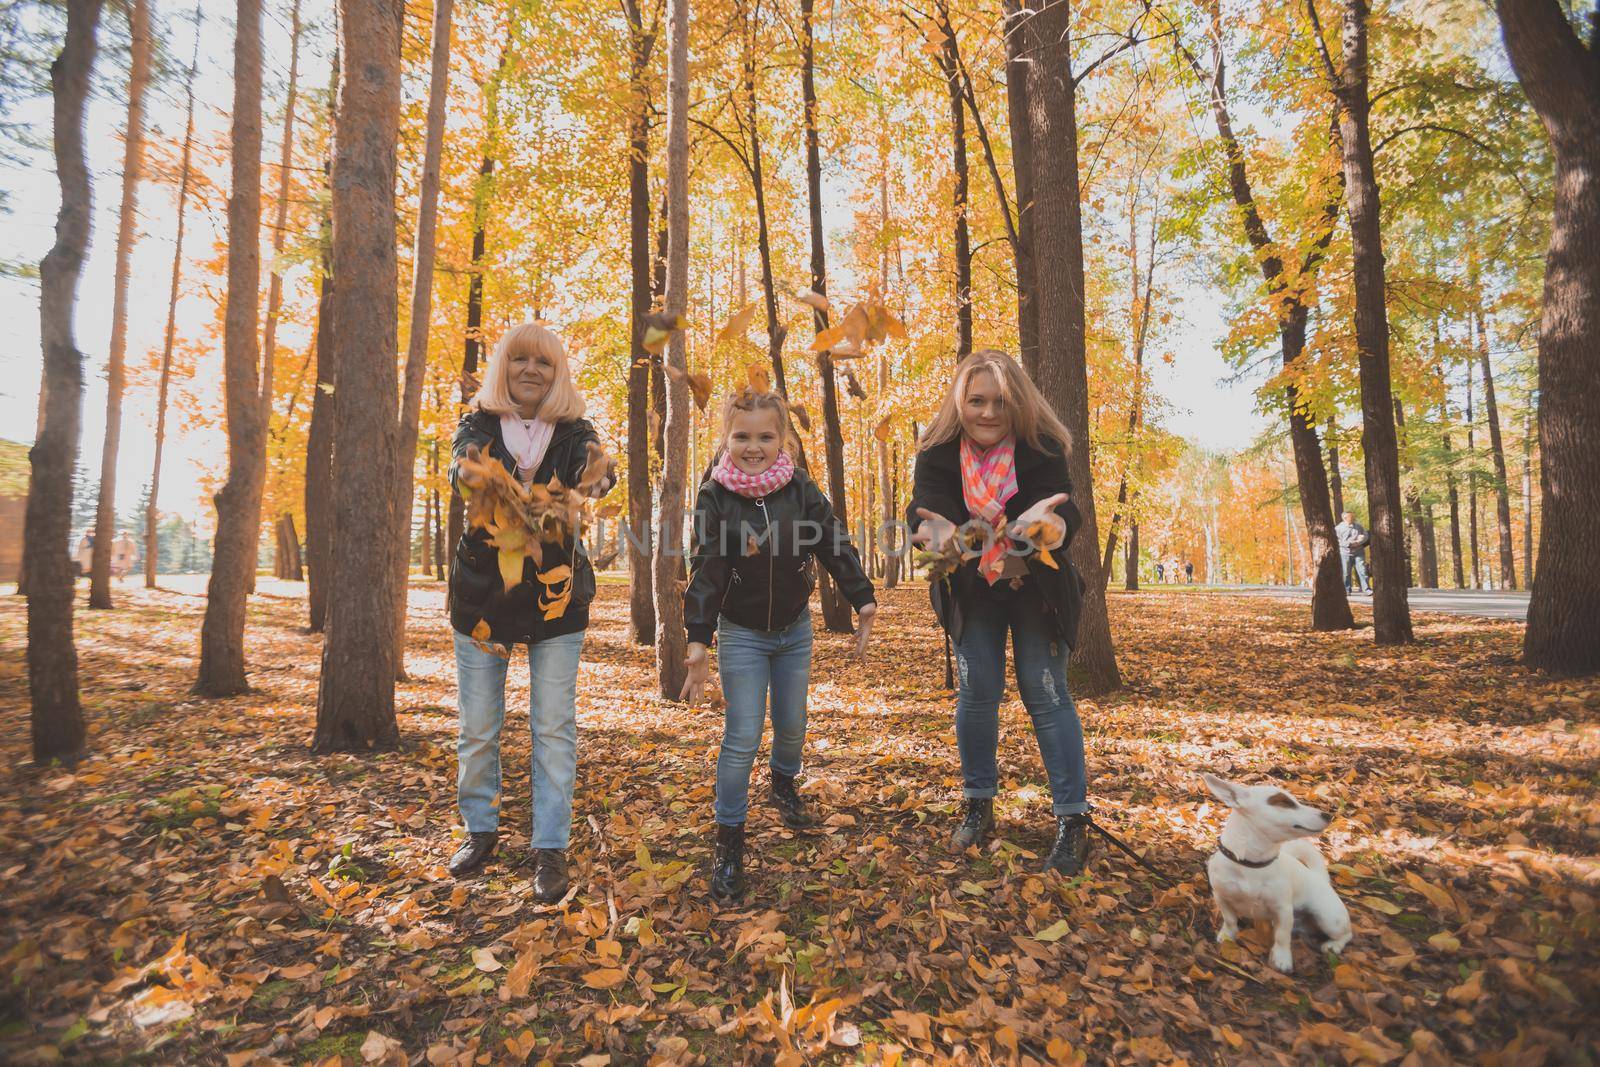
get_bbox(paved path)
[1192,584,1530,621]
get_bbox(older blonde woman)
[446,323,614,901]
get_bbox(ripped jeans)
[953,582,1089,816]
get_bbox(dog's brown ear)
[1201,773,1240,807]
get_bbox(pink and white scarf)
[499,414,555,485]
[960,435,1018,584]
[711,448,795,498]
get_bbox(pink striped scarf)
[960,435,1018,584]
[711,448,795,498]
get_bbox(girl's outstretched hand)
[854,603,877,662]
[911,508,957,552]
[680,642,711,704]
[1010,492,1069,549]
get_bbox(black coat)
[448,411,609,645]
[906,435,1087,649]
[685,467,876,645]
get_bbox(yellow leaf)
[497,549,524,592]
[717,302,758,341]
[582,967,628,990]
[1034,918,1070,942]
[873,416,893,442]
[1359,895,1403,915]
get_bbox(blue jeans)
[714,614,813,826]
[1342,552,1370,592]
[954,586,1089,816]
[454,629,584,849]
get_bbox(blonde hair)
[472,322,586,421]
[918,349,1072,454]
[718,387,796,451]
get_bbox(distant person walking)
[1155,561,1164,583]
[74,532,94,578]
[1184,561,1194,584]
[1335,511,1371,595]
[111,532,138,579]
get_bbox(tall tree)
[1497,0,1600,673]
[390,0,453,675]
[1020,0,1122,693]
[146,8,202,590]
[195,0,269,695]
[1466,361,1481,587]
[26,0,103,762]
[654,0,690,700]
[624,0,657,645]
[801,0,853,633]
[87,0,151,609]
[1176,14,1353,631]
[932,1,972,357]
[304,32,340,631]
[875,121,899,589]
[1317,0,1412,643]
[1103,189,1157,587]
[1474,303,1518,589]
[1001,0,1038,374]
[313,0,403,751]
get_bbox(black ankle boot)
[769,772,816,829]
[531,848,570,904]
[1044,813,1092,875]
[949,797,995,851]
[448,831,498,878]
[710,822,746,900]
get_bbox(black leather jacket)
[447,411,610,645]
[906,435,1087,649]
[685,467,876,645]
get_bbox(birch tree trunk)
[654,0,690,699]
[624,0,657,644]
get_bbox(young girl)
[681,388,877,900]
[907,349,1094,876]
[446,323,615,903]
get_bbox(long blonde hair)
[472,322,586,421]
[918,349,1072,454]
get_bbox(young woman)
[681,387,877,901]
[907,349,1093,875]
[446,323,615,902]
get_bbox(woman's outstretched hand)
[911,508,957,552]
[680,642,711,704]
[1011,492,1070,549]
[854,603,877,662]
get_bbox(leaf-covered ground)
[0,579,1595,1065]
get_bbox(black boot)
[949,797,995,851]
[531,848,570,904]
[448,831,498,878]
[769,771,816,829]
[710,822,746,901]
[1044,813,1092,876]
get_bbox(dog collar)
[1218,842,1277,869]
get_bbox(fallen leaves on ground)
[0,580,1595,1064]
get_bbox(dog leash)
[1084,811,1178,889]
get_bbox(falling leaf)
[641,311,687,355]
[717,302,758,341]
[795,289,830,313]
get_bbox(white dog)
[1201,773,1352,973]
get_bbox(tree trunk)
[1467,361,1481,587]
[1102,195,1155,588]
[1183,20,1353,630]
[1522,399,1535,585]
[304,40,340,631]
[1497,0,1600,672]
[1393,397,1438,587]
[25,0,102,763]
[625,0,657,644]
[313,0,403,751]
[195,0,269,696]
[256,0,303,458]
[1326,420,1344,518]
[390,0,453,678]
[147,17,201,591]
[1334,0,1411,643]
[1475,308,1518,589]
[876,135,899,589]
[276,512,303,580]
[445,53,504,598]
[1124,519,1139,591]
[801,0,853,633]
[1023,0,1120,693]
[1443,419,1465,588]
[1001,0,1039,374]
[87,0,151,610]
[934,5,972,358]
[431,438,445,578]
[655,0,690,700]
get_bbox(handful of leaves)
[455,442,615,643]
[914,519,1061,583]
